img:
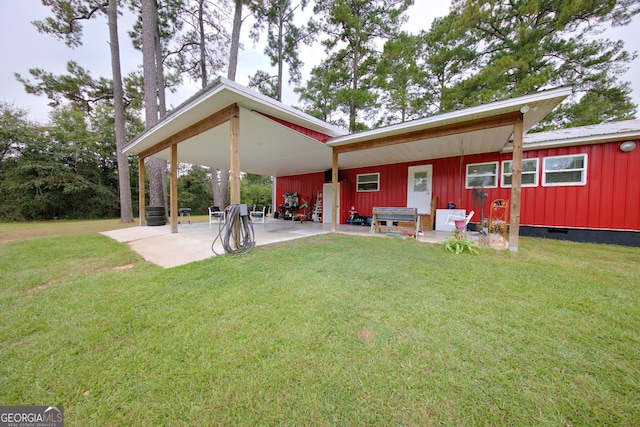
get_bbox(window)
[356,173,380,192]
[542,154,587,186]
[466,162,498,189]
[412,171,429,192]
[501,158,539,187]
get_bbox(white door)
[322,182,340,224]
[407,165,433,213]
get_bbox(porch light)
[619,141,636,152]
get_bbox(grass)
[1,221,639,425]
[0,218,138,243]
[0,216,211,243]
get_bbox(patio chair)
[447,210,475,236]
[208,206,225,227]
[250,206,267,224]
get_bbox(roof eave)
[123,77,347,155]
[504,129,640,152]
[326,86,573,147]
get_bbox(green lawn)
[1,221,639,425]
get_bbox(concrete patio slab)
[101,219,487,268]
[101,220,334,268]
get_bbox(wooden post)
[332,150,339,232]
[229,105,241,249]
[138,157,145,226]
[229,104,241,205]
[509,116,524,252]
[170,143,178,233]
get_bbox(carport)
[123,77,346,236]
[123,77,571,252]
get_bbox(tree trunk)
[154,0,167,119]
[211,0,242,209]
[227,0,243,81]
[217,168,229,209]
[142,0,165,208]
[276,5,284,101]
[198,0,207,88]
[107,0,133,223]
[154,0,168,213]
[350,43,359,132]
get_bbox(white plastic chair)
[447,210,475,236]
[250,206,267,223]
[208,206,225,227]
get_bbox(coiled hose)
[211,204,256,255]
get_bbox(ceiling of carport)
[146,108,335,177]
[124,78,572,177]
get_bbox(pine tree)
[141,0,167,208]
[302,0,413,131]
[248,0,310,101]
[375,32,426,124]
[448,0,639,126]
[31,0,135,222]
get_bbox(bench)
[370,207,420,238]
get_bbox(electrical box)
[239,203,248,216]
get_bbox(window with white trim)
[542,154,587,186]
[502,158,539,187]
[356,172,380,192]
[466,162,498,189]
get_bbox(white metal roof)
[511,119,640,151]
[123,77,347,154]
[328,87,572,146]
[145,107,337,177]
[328,87,573,170]
[124,79,572,176]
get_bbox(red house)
[124,78,638,248]
[276,120,640,246]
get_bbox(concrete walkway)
[101,219,473,268]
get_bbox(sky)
[0,1,639,123]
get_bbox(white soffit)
[147,108,334,176]
[337,126,514,169]
[123,77,346,156]
[125,82,571,176]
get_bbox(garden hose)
[211,204,256,255]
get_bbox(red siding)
[276,139,640,230]
[256,112,332,143]
[275,172,326,213]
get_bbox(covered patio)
[122,77,571,258]
[102,220,470,268]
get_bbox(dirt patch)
[24,282,54,294]
[114,264,135,270]
[357,326,376,346]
